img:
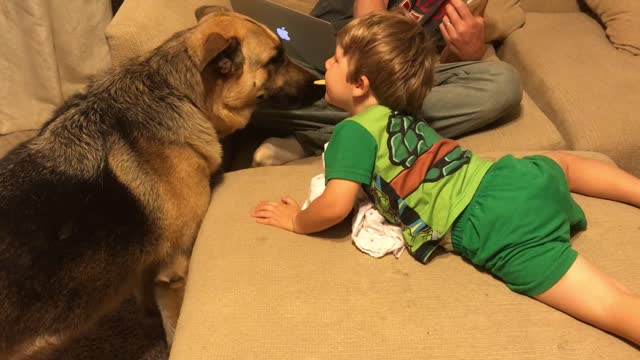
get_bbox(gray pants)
[250,59,522,155]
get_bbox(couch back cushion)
[170,153,640,359]
[483,0,525,42]
[107,0,525,65]
[583,0,640,55]
[106,0,231,65]
[0,0,112,135]
[519,0,580,13]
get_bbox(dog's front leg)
[5,334,66,360]
[154,253,190,347]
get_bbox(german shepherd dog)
[0,6,323,359]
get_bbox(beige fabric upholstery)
[0,0,112,135]
[171,153,639,359]
[583,0,640,55]
[458,91,565,152]
[0,131,38,158]
[499,12,640,176]
[106,0,525,66]
[519,0,581,13]
[457,49,565,152]
[483,0,525,42]
[106,0,231,65]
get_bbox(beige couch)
[1,0,639,358]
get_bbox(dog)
[0,6,323,359]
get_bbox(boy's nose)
[324,58,332,70]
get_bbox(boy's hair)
[337,11,437,115]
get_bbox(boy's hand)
[439,0,486,62]
[251,197,301,232]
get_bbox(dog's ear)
[201,33,242,74]
[195,5,230,22]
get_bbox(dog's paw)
[252,136,306,167]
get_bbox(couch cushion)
[106,0,231,65]
[519,0,580,13]
[498,12,640,176]
[457,90,566,152]
[457,47,566,152]
[483,0,525,42]
[583,0,640,55]
[171,153,639,359]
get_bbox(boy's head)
[324,11,437,115]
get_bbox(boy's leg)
[543,151,640,207]
[534,255,640,345]
[424,60,522,138]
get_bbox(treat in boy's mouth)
[314,79,326,85]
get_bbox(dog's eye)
[266,54,285,67]
[266,46,286,67]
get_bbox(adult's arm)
[353,0,389,18]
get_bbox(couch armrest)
[520,0,581,13]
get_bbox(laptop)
[230,0,336,71]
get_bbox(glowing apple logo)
[276,27,291,41]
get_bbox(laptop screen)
[230,0,336,71]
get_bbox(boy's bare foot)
[252,136,306,167]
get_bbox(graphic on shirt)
[362,111,472,261]
[394,0,449,24]
[385,111,471,198]
[369,172,441,261]
[325,105,493,264]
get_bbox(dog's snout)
[264,60,325,109]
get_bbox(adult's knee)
[478,62,523,121]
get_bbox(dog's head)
[188,6,325,137]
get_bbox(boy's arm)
[295,179,361,234]
[251,179,362,234]
[354,0,389,18]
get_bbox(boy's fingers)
[255,217,273,225]
[256,202,277,211]
[252,209,274,218]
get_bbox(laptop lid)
[230,0,336,71]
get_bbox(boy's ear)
[352,75,371,98]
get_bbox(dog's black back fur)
[0,30,206,349]
[0,11,325,354]
[0,95,153,351]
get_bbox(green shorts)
[451,155,587,296]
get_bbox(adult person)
[250,0,522,167]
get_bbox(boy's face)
[323,46,353,112]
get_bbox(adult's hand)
[354,0,389,18]
[439,0,486,62]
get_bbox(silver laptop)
[230,0,336,71]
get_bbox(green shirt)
[325,105,493,263]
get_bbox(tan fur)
[11,335,64,360]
